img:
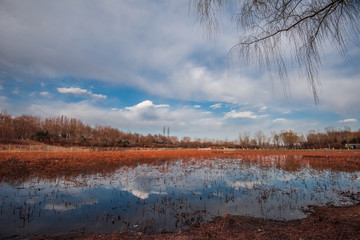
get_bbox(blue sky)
[0,0,359,140]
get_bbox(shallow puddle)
[1,156,359,238]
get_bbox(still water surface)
[1,156,359,238]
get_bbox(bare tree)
[271,131,281,149]
[239,131,251,148]
[254,130,267,148]
[191,0,360,102]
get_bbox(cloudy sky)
[0,0,359,140]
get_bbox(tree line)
[0,112,359,149]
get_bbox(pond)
[1,155,359,238]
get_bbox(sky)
[0,0,359,140]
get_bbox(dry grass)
[1,149,360,183]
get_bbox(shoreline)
[31,203,360,240]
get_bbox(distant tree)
[169,136,179,144]
[239,131,251,148]
[280,130,300,149]
[180,136,192,147]
[192,0,360,102]
[0,111,14,140]
[254,130,267,148]
[34,130,51,142]
[271,131,281,149]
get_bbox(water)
[1,156,359,238]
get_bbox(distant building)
[345,143,360,149]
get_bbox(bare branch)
[191,0,360,103]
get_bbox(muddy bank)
[31,204,360,240]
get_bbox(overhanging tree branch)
[191,0,360,103]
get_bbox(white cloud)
[210,103,222,109]
[135,62,279,107]
[339,118,357,123]
[40,91,51,98]
[0,84,3,90]
[284,57,360,115]
[224,110,268,119]
[124,100,162,121]
[91,93,107,100]
[125,100,167,112]
[193,105,201,108]
[57,87,88,96]
[57,87,107,100]
[319,74,360,115]
[12,88,19,94]
[0,1,220,89]
[154,104,170,109]
[259,106,267,112]
[272,118,287,123]
[125,100,170,111]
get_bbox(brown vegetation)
[1,149,359,183]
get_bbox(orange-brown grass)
[1,149,360,183]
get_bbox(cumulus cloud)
[57,87,106,100]
[123,100,167,121]
[125,100,169,111]
[224,110,268,119]
[339,118,357,123]
[57,87,88,96]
